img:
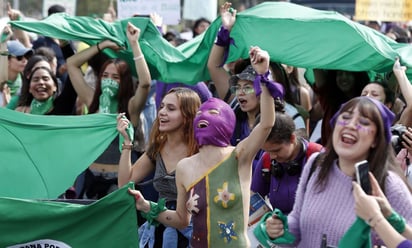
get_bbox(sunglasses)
[8,54,29,61]
[230,85,255,95]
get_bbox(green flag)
[0,182,139,247]
[9,2,412,84]
[0,107,118,199]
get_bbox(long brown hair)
[146,87,201,159]
[315,97,405,192]
[18,66,58,107]
[88,59,134,118]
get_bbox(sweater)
[398,240,412,248]
[283,154,412,247]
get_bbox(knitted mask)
[99,78,119,114]
[194,98,235,147]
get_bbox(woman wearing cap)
[264,96,412,247]
[129,45,282,247]
[0,26,33,107]
[207,2,260,143]
[208,3,283,174]
[13,42,78,115]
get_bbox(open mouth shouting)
[197,120,209,128]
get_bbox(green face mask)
[99,78,119,114]
[30,97,54,115]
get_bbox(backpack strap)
[308,152,322,182]
[261,152,271,171]
[306,142,324,159]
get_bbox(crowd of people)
[2,1,412,247]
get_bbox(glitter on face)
[336,120,372,133]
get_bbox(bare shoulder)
[176,153,200,185]
[178,153,199,167]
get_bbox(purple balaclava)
[194,97,236,147]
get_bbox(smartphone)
[355,160,372,195]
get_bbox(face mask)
[194,98,236,147]
[99,78,119,114]
[30,97,54,115]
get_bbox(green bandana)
[99,78,119,114]
[30,97,54,115]
[6,73,22,96]
[338,217,371,248]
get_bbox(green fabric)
[338,217,371,248]
[6,73,22,96]
[387,210,406,233]
[9,2,412,85]
[140,198,167,227]
[0,182,139,248]
[6,94,19,110]
[253,208,295,247]
[0,107,118,199]
[99,78,119,114]
[1,32,8,43]
[30,97,54,115]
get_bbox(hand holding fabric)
[128,188,150,212]
[126,22,141,45]
[393,57,407,79]
[117,113,132,143]
[1,25,13,43]
[100,39,123,52]
[150,12,163,28]
[265,214,285,239]
[220,2,236,31]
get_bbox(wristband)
[253,70,284,99]
[96,42,101,52]
[140,198,167,226]
[215,26,231,47]
[133,55,144,61]
[121,143,133,150]
[214,26,236,67]
[387,210,406,233]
